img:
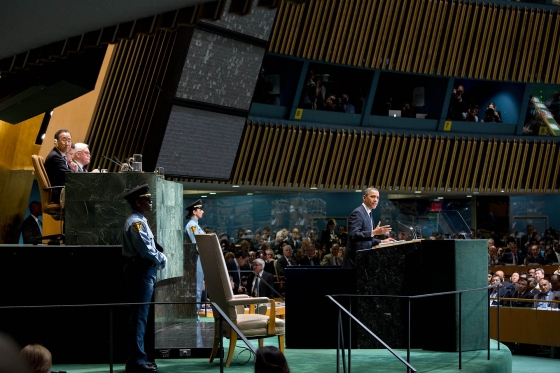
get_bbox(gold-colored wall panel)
[230,122,560,193]
[270,0,560,83]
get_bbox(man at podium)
[342,187,394,269]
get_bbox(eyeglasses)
[59,138,72,144]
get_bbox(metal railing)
[327,283,501,373]
[0,301,256,373]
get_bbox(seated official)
[321,243,343,266]
[299,239,320,266]
[21,201,42,244]
[524,245,547,265]
[72,142,91,172]
[246,259,275,298]
[498,243,525,265]
[276,245,296,277]
[226,251,249,295]
[44,129,75,203]
[509,278,534,307]
[489,275,512,306]
[534,279,556,309]
[263,248,276,275]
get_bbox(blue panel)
[367,116,439,131]
[249,103,289,119]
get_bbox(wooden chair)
[273,259,285,295]
[196,234,285,367]
[31,155,64,236]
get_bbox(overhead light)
[310,187,318,190]
[355,190,361,193]
[473,192,479,194]
[232,185,240,188]
[501,190,504,193]
[437,197,444,200]
[201,195,208,198]
[210,192,216,195]
[414,191,421,194]
[247,193,253,196]
[467,195,472,198]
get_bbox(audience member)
[247,259,275,299]
[509,277,533,307]
[300,239,320,266]
[276,245,296,277]
[321,243,343,266]
[527,276,538,296]
[72,142,90,172]
[226,251,249,295]
[320,219,338,252]
[263,248,276,275]
[534,279,556,309]
[488,245,499,265]
[254,346,290,373]
[466,104,480,122]
[489,275,512,306]
[524,245,546,265]
[294,249,303,265]
[447,85,468,120]
[20,344,51,373]
[21,201,42,244]
[498,242,525,265]
[286,228,302,250]
[44,129,75,202]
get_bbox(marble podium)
[356,239,488,351]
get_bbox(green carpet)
[50,340,554,373]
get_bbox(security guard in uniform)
[185,199,205,317]
[122,184,167,373]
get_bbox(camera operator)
[482,102,502,123]
[447,85,468,121]
[401,102,416,118]
[466,104,480,122]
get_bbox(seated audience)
[21,201,42,244]
[489,274,512,306]
[524,245,547,265]
[534,279,556,309]
[527,276,539,296]
[226,251,249,295]
[263,248,276,275]
[488,245,499,265]
[509,277,533,307]
[321,243,342,266]
[246,259,275,299]
[20,344,52,373]
[498,242,525,265]
[276,245,296,277]
[300,239,320,266]
[286,228,302,250]
[254,346,290,373]
[320,219,338,252]
[44,129,75,202]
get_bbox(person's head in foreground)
[254,346,290,373]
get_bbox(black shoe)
[125,364,158,372]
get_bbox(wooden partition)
[490,307,560,347]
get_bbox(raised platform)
[52,340,513,373]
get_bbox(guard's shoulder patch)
[132,221,143,232]
[190,225,197,233]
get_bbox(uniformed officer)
[122,184,166,373]
[185,199,205,317]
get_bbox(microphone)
[101,155,121,167]
[112,156,123,166]
[393,220,417,240]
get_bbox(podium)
[356,239,487,351]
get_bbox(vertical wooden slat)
[413,0,434,73]
[253,125,275,185]
[306,128,326,187]
[329,0,352,63]
[387,0,407,70]
[477,4,497,79]
[507,140,521,192]
[524,141,538,192]
[278,125,296,187]
[537,11,552,83]
[425,135,440,191]
[359,132,376,189]
[353,0,376,66]
[368,133,384,188]
[316,129,334,188]
[364,0,384,68]
[537,141,551,193]
[446,0,467,77]
[265,125,288,185]
[526,9,542,82]
[436,1,456,75]
[550,144,560,192]
[543,142,555,192]
[268,2,287,53]
[342,0,367,65]
[496,139,510,192]
[452,137,467,192]
[297,1,316,57]
[504,140,517,192]
[549,12,560,83]
[332,130,350,189]
[311,0,333,59]
[340,131,358,189]
[244,123,263,184]
[232,122,253,184]
[386,135,402,190]
[491,140,505,192]
[427,0,448,75]
[396,0,418,71]
[402,0,423,72]
[444,137,459,192]
[404,135,420,190]
[374,133,392,188]
[478,139,493,193]
[516,141,530,192]
[468,3,488,78]
[284,126,304,187]
[411,135,427,191]
[392,135,408,191]
[487,5,504,80]
[529,141,543,193]
[502,7,521,81]
[351,131,369,189]
[515,8,533,81]
[299,128,319,187]
[380,134,397,189]
[292,128,311,187]
[371,0,397,69]
[377,0,403,70]
[324,130,342,188]
[463,138,477,192]
[436,137,451,192]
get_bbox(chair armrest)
[43,186,64,191]
[268,299,277,335]
[228,297,270,306]
[233,294,250,299]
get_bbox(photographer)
[401,102,416,118]
[466,104,480,122]
[447,85,468,121]
[482,102,502,123]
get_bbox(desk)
[489,265,559,277]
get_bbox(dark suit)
[509,290,534,307]
[44,147,72,203]
[299,256,320,266]
[21,215,41,244]
[74,161,88,172]
[226,259,245,294]
[343,205,380,269]
[524,254,547,265]
[275,256,296,277]
[246,271,275,298]
[545,250,560,264]
[320,229,337,252]
[498,251,526,265]
[490,286,512,306]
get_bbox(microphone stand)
[393,220,417,240]
[100,155,121,168]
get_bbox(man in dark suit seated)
[21,201,42,244]
[342,187,394,269]
[44,129,76,203]
[246,259,275,299]
[226,251,249,295]
[489,275,513,306]
[498,242,525,265]
[275,245,296,277]
[524,244,547,265]
[299,239,320,266]
[509,277,534,307]
[321,243,343,266]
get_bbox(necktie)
[38,219,42,234]
[513,254,517,265]
[334,256,338,265]
[310,258,314,266]
[255,277,260,297]
[369,211,373,230]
